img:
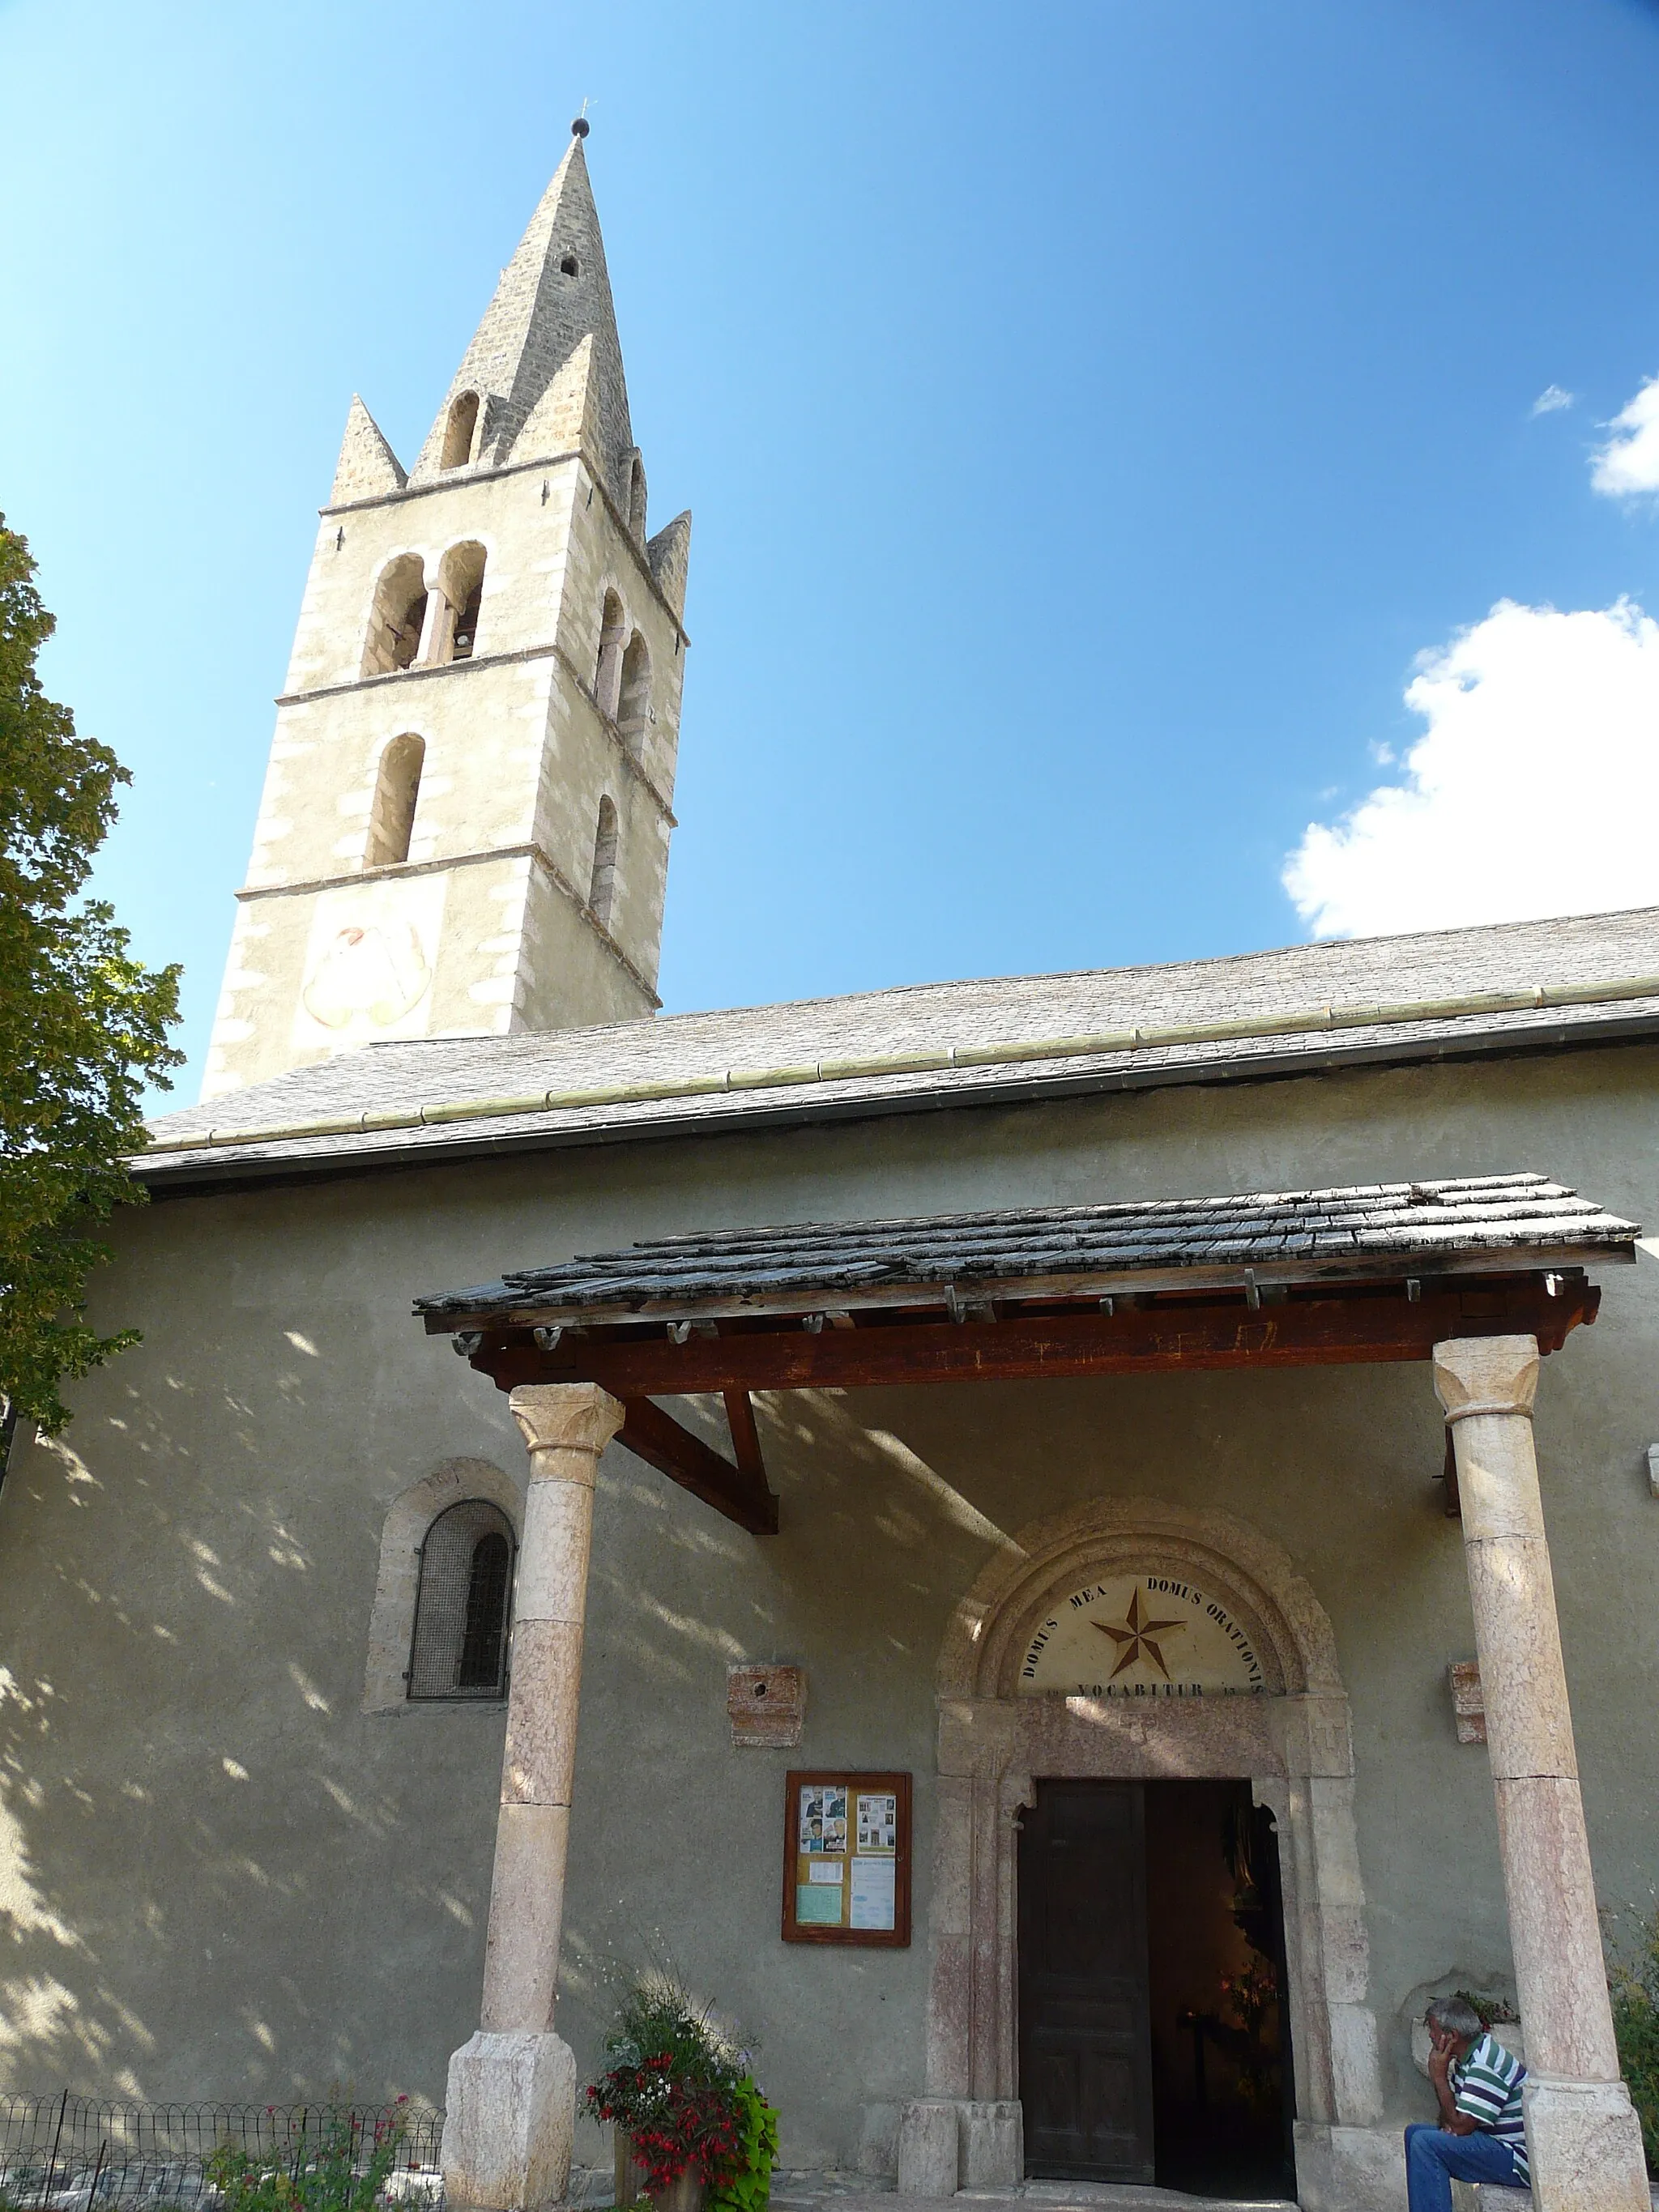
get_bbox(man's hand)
[1425,2022,1473,2129]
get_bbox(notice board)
[782,1771,911,1946]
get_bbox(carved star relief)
[1092,1588,1189,1681]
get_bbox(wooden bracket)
[618,1394,778,1536]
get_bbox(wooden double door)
[1017,1779,1155,2183]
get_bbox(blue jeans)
[1405,2122,1528,2210]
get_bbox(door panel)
[1017,1780,1154,2182]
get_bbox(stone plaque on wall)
[727,1664,806,1747]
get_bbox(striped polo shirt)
[1452,2031,1529,2182]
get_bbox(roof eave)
[132,1002,1659,1196]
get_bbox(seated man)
[1405,1995,1530,2210]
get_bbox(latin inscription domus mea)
[1019,1573,1266,1698]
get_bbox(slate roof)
[414,1172,1639,1324]
[142,904,1659,1185]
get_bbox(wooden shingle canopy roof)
[419,1174,1638,1535]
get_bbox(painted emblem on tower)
[1019,1572,1265,1697]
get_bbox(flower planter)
[614,2129,705,2212]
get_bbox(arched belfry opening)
[437,541,487,663]
[617,633,650,761]
[627,453,647,539]
[595,590,626,719]
[365,733,425,868]
[916,1498,1375,2202]
[441,390,480,471]
[362,555,429,677]
[589,795,619,927]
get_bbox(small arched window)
[590,795,618,927]
[441,391,480,471]
[595,589,626,719]
[365,733,425,869]
[407,1499,514,1701]
[627,454,647,539]
[559,254,579,278]
[437,541,488,663]
[618,633,650,761]
[363,555,429,677]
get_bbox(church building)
[2,126,1657,2212]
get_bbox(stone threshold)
[769,2183,1297,2212]
[573,2165,1659,2212]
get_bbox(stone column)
[416,581,450,665]
[1433,1336,1648,2212]
[441,1383,625,2212]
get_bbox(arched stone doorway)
[903,1498,1387,2210]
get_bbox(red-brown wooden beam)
[617,1395,779,1536]
[462,1276,1597,1401]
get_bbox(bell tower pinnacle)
[204,123,691,1100]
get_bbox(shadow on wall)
[0,1338,1019,2114]
[0,1323,506,2103]
[557,1383,1018,2154]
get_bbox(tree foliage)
[0,517,181,1432]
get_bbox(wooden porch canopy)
[416,1171,1639,1536]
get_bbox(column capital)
[510,1382,625,1469]
[1432,1334,1539,1422]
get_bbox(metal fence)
[0,2096,444,2211]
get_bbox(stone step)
[772,2188,1296,2212]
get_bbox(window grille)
[407,1499,514,1700]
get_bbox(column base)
[894,2100,1023,2194]
[1291,2120,1406,2211]
[961,2102,1022,2189]
[1524,2073,1650,2212]
[441,2029,576,2211]
[896,2099,960,2196]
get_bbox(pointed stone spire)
[412,126,633,500]
[331,396,406,504]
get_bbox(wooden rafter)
[617,1395,778,1536]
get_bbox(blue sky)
[3,0,1659,1102]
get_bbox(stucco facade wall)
[1,1044,1655,2174]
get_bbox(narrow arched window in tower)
[437,541,488,663]
[595,589,626,719]
[362,555,429,677]
[617,633,651,762]
[441,390,480,471]
[589,795,619,927]
[407,1499,514,1700]
[365,733,425,869]
[627,454,648,539]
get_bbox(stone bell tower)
[204,122,691,1099]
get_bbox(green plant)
[204,2101,409,2212]
[1451,1988,1520,2028]
[706,2078,780,2212]
[1609,1907,1659,2176]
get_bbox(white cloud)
[1531,384,1575,416]
[1284,598,1659,938]
[1591,374,1659,496]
